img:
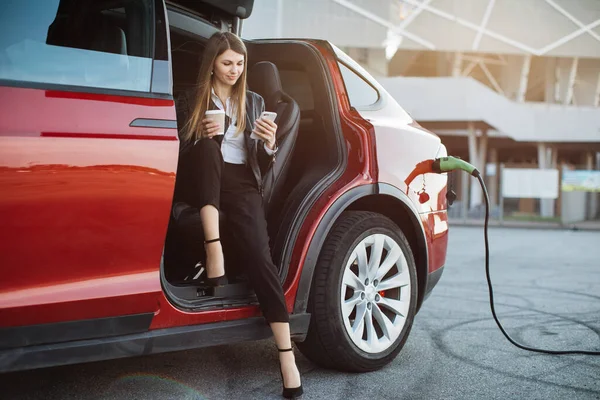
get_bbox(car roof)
[168,0,254,19]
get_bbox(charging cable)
[432,156,600,355]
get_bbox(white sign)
[562,170,600,192]
[502,168,559,199]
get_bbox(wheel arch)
[293,183,429,314]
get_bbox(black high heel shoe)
[278,347,303,399]
[203,238,228,287]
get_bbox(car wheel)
[298,211,418,372]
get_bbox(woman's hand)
[253,117,278,150]
[202,119,222,138]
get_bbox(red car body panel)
[0,87,178,327]
[423,212,449,273]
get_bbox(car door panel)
[0,0,181,334]
[0,86,178,327]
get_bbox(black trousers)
[172,138,289,324]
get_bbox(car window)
[337,62,379,108]
[0,0,154,93]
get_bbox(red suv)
[0,0,449,373]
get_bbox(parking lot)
[2,226,599,399]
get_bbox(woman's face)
[213,49,245,87]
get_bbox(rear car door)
[0,0,178,347]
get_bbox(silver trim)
[130,118,178,129]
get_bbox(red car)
[0,0,449,373]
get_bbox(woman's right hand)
[202,119,221,138]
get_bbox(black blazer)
[176,89,276,197]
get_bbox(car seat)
[47,4,128,57]
[247,61,300,216]
[91,24,128,55]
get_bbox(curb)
[448,219,600,232]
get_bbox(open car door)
[0,0,178,363]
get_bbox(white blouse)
[211,90,275,165]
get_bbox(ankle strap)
[204,238,220,244]
[278,347,293,352]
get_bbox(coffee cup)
[204,110,226,136]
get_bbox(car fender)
[293,183,429,314]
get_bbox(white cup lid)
[205,110,225,115]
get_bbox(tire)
[297,211,418,372]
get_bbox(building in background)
[243,0,600,223]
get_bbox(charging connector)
[431,156,600,356]
[432,156,479,176]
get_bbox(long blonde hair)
[183,32,248,143]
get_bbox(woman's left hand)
[253,117,278,150]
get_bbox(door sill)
[164,278,259,310]
[0,313,311,373]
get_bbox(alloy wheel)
[340,233,412,354]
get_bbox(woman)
[172,32,303,399]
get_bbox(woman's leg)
[199,205,224,278]
[271,322,302,390]
[220,168,288,322]
[220,164,300,389]
[187,139,225,279]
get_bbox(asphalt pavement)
[2,226,600,399]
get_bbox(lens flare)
[104,373,207,399]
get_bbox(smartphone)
[260,111,277,122]
[251,111,278,140]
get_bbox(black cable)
[477,172,600,355]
